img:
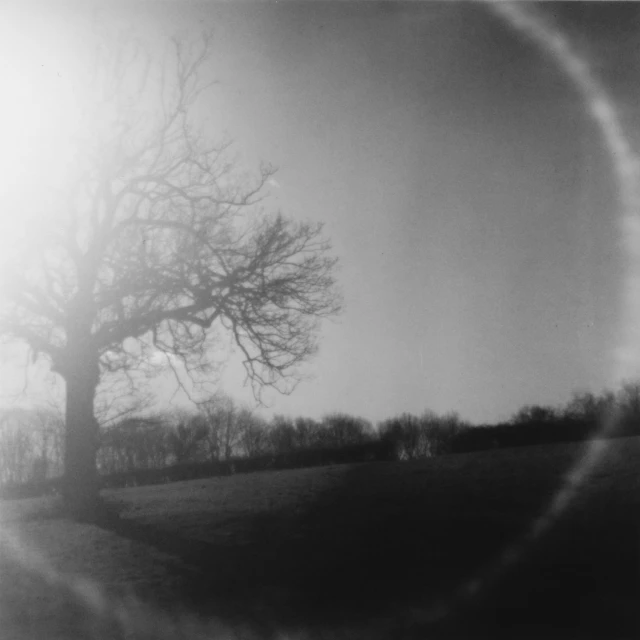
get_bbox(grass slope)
[2,436,640,639]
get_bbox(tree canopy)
[0,29,341,511]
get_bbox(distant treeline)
[0,397,394,498]
[2,440,394,498]
[450,384,640,453]
[2,383,640,499]
[99,439,395,490]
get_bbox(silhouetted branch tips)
[0,29,341,513]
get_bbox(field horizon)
[1,434,639,639]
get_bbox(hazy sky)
[3,2,640,424]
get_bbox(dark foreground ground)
[1,436,639,639]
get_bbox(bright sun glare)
[0,9,83,268]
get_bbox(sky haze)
[1,2,638,425]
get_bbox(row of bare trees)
[0,393,379,486]
[98,395,377,475]
[0,399,469,490]
[0,407,65,486]
[92,379,640,477]
[5,381,640,493]
[377,411,468,460]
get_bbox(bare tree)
[238,411,269,458]
[0,409,34,485]
[420,410,465,457]
[320,413,373,448]
[99,415,169,473]
[511,404,558,425]
[378,413,429,460]
[268,415,298,454]
[164,409,208,464]
[0,31,341,513]
[201,391,244,460]
[293,416,322,449]
[235,406,266,458]
[0,407,65,486]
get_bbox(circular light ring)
[402,3,639,628]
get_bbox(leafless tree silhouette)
[0,32,341,513]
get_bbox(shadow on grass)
[94,458,639,639]
[91,462,522,635]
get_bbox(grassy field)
[1,436,639,639]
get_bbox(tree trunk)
[61,353,101,515]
